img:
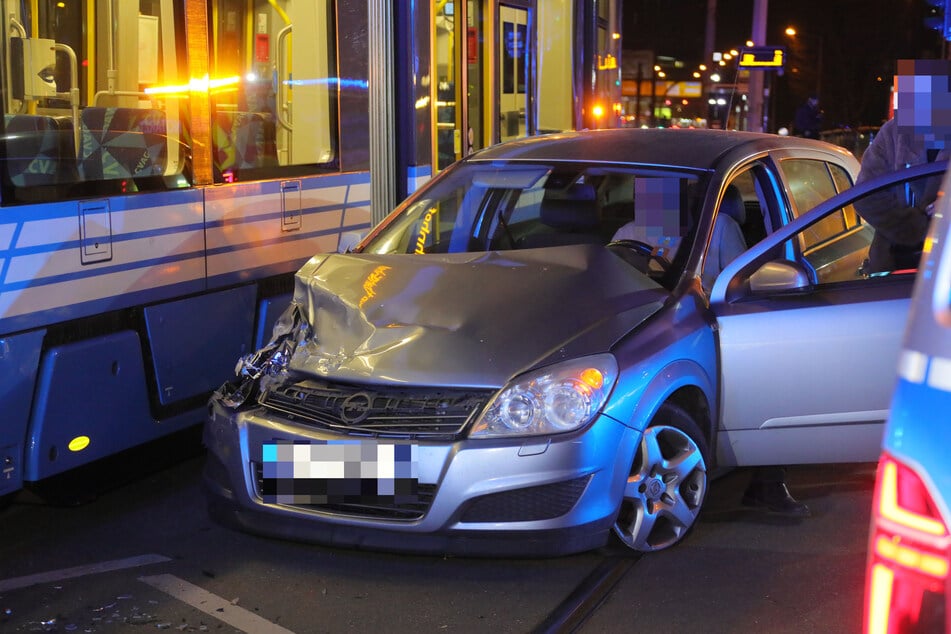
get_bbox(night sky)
[623,0,945,128]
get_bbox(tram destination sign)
[738,46,785,69]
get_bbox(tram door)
[432,0,536,172]
[498,4,530,143]
[433,1,464,171]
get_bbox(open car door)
[710,161,948,467]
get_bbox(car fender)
[600,357,717,505]
[603,356,716,436]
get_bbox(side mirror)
[337,230,368,254]
[749,260,811,293]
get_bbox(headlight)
[470,354,618,438]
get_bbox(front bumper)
[202,396,638,557]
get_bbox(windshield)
[362,161,702,281]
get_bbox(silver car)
[203,128,945,556]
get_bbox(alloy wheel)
[613,423,707,551]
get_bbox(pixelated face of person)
[631,178,683,242]
[894,59,951,149]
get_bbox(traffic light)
[924,0,951,42]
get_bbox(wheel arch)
[607,357,716,444]
[663,385,714,453]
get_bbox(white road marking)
[0,553,172,593]
[139,573,296,634]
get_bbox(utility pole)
[747,0,768,132]
[703,0,715,123]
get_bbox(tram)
[0,0,621,500]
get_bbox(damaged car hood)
[288,245,668,387]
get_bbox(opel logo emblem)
[340,392,373,425]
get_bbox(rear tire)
[611,402,709,552]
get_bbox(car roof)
[467,127,847,172]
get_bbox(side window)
[0,1,191,202]
[829,163,854,193]
[700,167,771,291]
[508,187,545,224]
[782,159,850,251]
[796,214,873,285]
[210,0,336,183]
[783,161,869,285]
[724,169,770,246]
[378,193,472,254]
[829,163,863,227]
[783,170,941,286]
[849,169,943,278]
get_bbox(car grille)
[253,461,438,520]
[459,476,592,523]
[258,378,495,439]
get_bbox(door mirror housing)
[749,260,811,293]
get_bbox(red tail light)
[865,453,950,633]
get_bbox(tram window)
[0,0,191,203]
[209,0,337,183]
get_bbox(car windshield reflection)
[361,162,703,284]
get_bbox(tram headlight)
[470,354,618,438]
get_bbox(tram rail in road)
[0,552,640,633]
[532,556,640,633]
[0,458,874,633]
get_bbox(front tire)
[612,402,709,552]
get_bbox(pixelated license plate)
[260,440,419,505]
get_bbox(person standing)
[855,59,951,273]
[794,94,823,139]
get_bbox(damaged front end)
[213,301,310,409]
